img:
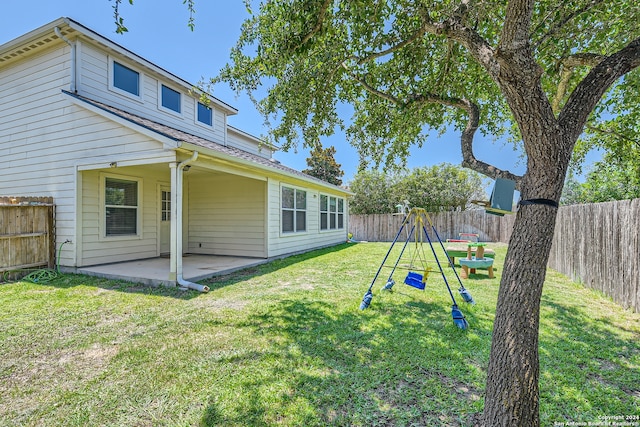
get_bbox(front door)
[160,186,171,255]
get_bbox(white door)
[160,187,171,255]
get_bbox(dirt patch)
[597,358,617,371]
[190,296,249,311]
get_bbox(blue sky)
[3,0,587,185]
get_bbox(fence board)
[0,196,55,275]
[352,200,639,313]
[350,210,516,243]
[548,199,639,313]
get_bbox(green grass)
[0,243,638,426]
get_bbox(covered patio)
[75,254,268,288]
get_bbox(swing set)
[359,207,475,330]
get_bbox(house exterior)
[0,17,350,288]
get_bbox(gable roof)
[63,91,348,193]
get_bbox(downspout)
[175,151,210,292]
[54,27,76,93]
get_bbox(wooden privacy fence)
[350,200,639,313]
[350,210,516,243]
[548,198,639,313]
[0,196,55,276]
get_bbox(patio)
[75,254,267,287]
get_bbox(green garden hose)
[22,268,58,283]
[2,240,70,284]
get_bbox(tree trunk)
[482,182,561,426]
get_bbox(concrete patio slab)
[75,254,267,287]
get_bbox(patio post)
[169,162,178,282]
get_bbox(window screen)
[105,178,138,236]
[113,62,140,96]
[197,102,213,126]
[161,85,181,113]
[282,187,306,233]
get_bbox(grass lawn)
[1,242,638,426]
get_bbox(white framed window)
[196,100,213,128]
[159,84,182,115]
[100,174,142,239]
[161,189,171,222]
[282,186,306,233]
[108,57,144,101]
[320,194,345,231]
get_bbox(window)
[197,102,213,126]
[161,84,181,113]
[320,195,345,231]
[105,177,139,236]
[112,61,140,97]
[161,190,171,222]
[282,186,306,233]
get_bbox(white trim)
[76,153,177,172]
[108,56,145,103]
[280,184,308,236]
[157,182,171,255]
[184,154,267,182]
[157,83,183,117]
[75,169,83,267]
[75,39,82,92]
[179,141,352,195]
[99,172,144,241]
[319,193,346,232]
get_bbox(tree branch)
[551,53,604,114]
[498,0,535,55]
[532,0,607,50]
[347,2,500,84]
[298,0,332,47]
[341,64,522,186]
[350,21,430,65]
[586,124,640,149]
[559,37,640,143]
[422,11,499,78]
[340,63,401,105]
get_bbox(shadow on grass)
[20,273,205,300]
[9,244,357,301]
[201,243,357,292]
[200,297,487,426]
[538,298,640,423]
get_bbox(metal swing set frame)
[359,207,475,330]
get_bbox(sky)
[2,1,598,185]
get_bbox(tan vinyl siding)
[80,166,169,266]
[266,178,347,257]
[0,42,175,267]
[0,45,77,265]
[226,129,272,159]
[187,173,266,258]
[78,43,229,148]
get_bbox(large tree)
[394,164,486,212]
[561,155,640,205]
[116,1,640,425]
[302,144,344,185]
[349,164,486,214]
[347,170,396,214]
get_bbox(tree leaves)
[348,164,486,214]
[215,0,639,178]
[302,145,344,186]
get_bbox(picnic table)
[446,242,495,265]
[455,243,495,279]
